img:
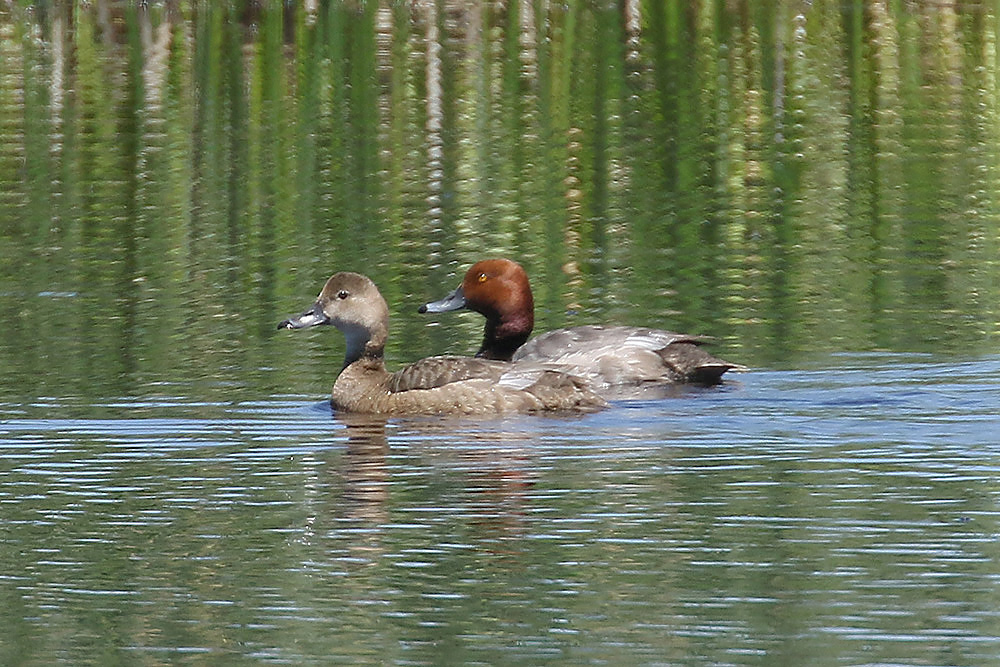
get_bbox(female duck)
[278,272,606,415]
[420,259,742,393]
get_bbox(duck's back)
[388,356,508,392]
[512,325,738,389]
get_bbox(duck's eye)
[337,290,349,300]
[477,272,488,283]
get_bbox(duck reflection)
[335,413,390,524]
[392,419,539,546]
[328,413,542,547]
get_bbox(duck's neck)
[477,311,532,361]
[341,323,387,370]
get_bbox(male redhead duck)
[278,272,607,415]
[420,259,743,393]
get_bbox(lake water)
[2,2,1000,665]
[3,355,1000,664]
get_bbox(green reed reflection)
[0,1,997,399]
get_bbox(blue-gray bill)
[278,304,329,330]
[418,286,467,314]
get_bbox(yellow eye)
[477,273,488,283]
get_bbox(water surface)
[2,355,999,664]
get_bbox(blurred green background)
[1,1,997,401]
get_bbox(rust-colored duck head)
[419,258,534,361]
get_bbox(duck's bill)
[418,286,467,314]
[278,304,330,330]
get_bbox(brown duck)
[279,272,607,416]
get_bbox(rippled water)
[3,354,998,664]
